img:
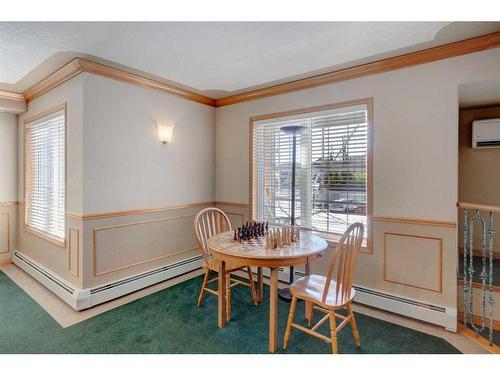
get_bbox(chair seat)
[204,258,245,273]
[290,274,355,308]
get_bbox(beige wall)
[0,113,18,202]
[0,112,18,261]
[17,74,84,286]
[79,74,215,288]
[82,73,215,214]
[214,47,500,316]
[15,71,216,289]
[458,105,500,253]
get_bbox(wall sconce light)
[157,122,174,144]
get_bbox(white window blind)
[252,104,369,239]
[25,109,65,241]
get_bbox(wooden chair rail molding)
[215,32,500,107]
[373,215,456,228]
[0,201,19,207]
[457,201,500,214]
[9,31,500,109]
[67,201,218,221]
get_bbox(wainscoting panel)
[384,232,442,293]
[0,212,9,254]
[68,227,80,276]
[93,214,198,276]
[215,202,248,229]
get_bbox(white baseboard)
[12,249,203,311]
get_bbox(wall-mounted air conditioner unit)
[472,118,500,149]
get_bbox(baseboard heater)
[247,269,456,332]
[89,256,203,307]
[12,250,203,311]
[353,285,457,332]
[12,250,86,309]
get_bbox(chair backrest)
[323,222,364,304]
[193,207,232,265]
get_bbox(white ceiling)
[459,80,500,107]
[1,22,500,98]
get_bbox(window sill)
[310,230,372,254]
[24,225,66,248]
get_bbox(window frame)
[23,103,67,248]
[249,98,373,253]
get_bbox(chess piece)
[233,230,237,241]
[266,231,272,249]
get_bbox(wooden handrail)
[457,201,500,214]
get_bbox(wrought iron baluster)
[459,204,496,346]
[463,208,468,327]
[468,209,486,335]
[488,211,495,346]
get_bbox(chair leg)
[328,310,338,354]
[283,295,298,350]
[306,301,314,328]
[348,303,361,347]
[225,273,231,321]
[197,269,210,307]
[246,266,258,305]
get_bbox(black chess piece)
[233,230,237,241]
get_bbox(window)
[251,100,372,250]
[24,106,66,244]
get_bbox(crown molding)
[0,90,25,102]
[23,58,216,107]
[77,59,216,106]
[19,32,500,109]
[0,90,27,114]
[215,31,500,107]
[23,59,84,102]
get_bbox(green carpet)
[0,271,461,354]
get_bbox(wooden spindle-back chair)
[283,222,364,354]
[193,207,257,320]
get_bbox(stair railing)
[457,202,497,345]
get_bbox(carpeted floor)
[0,271,461,354]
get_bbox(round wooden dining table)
[207,230,328,353]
